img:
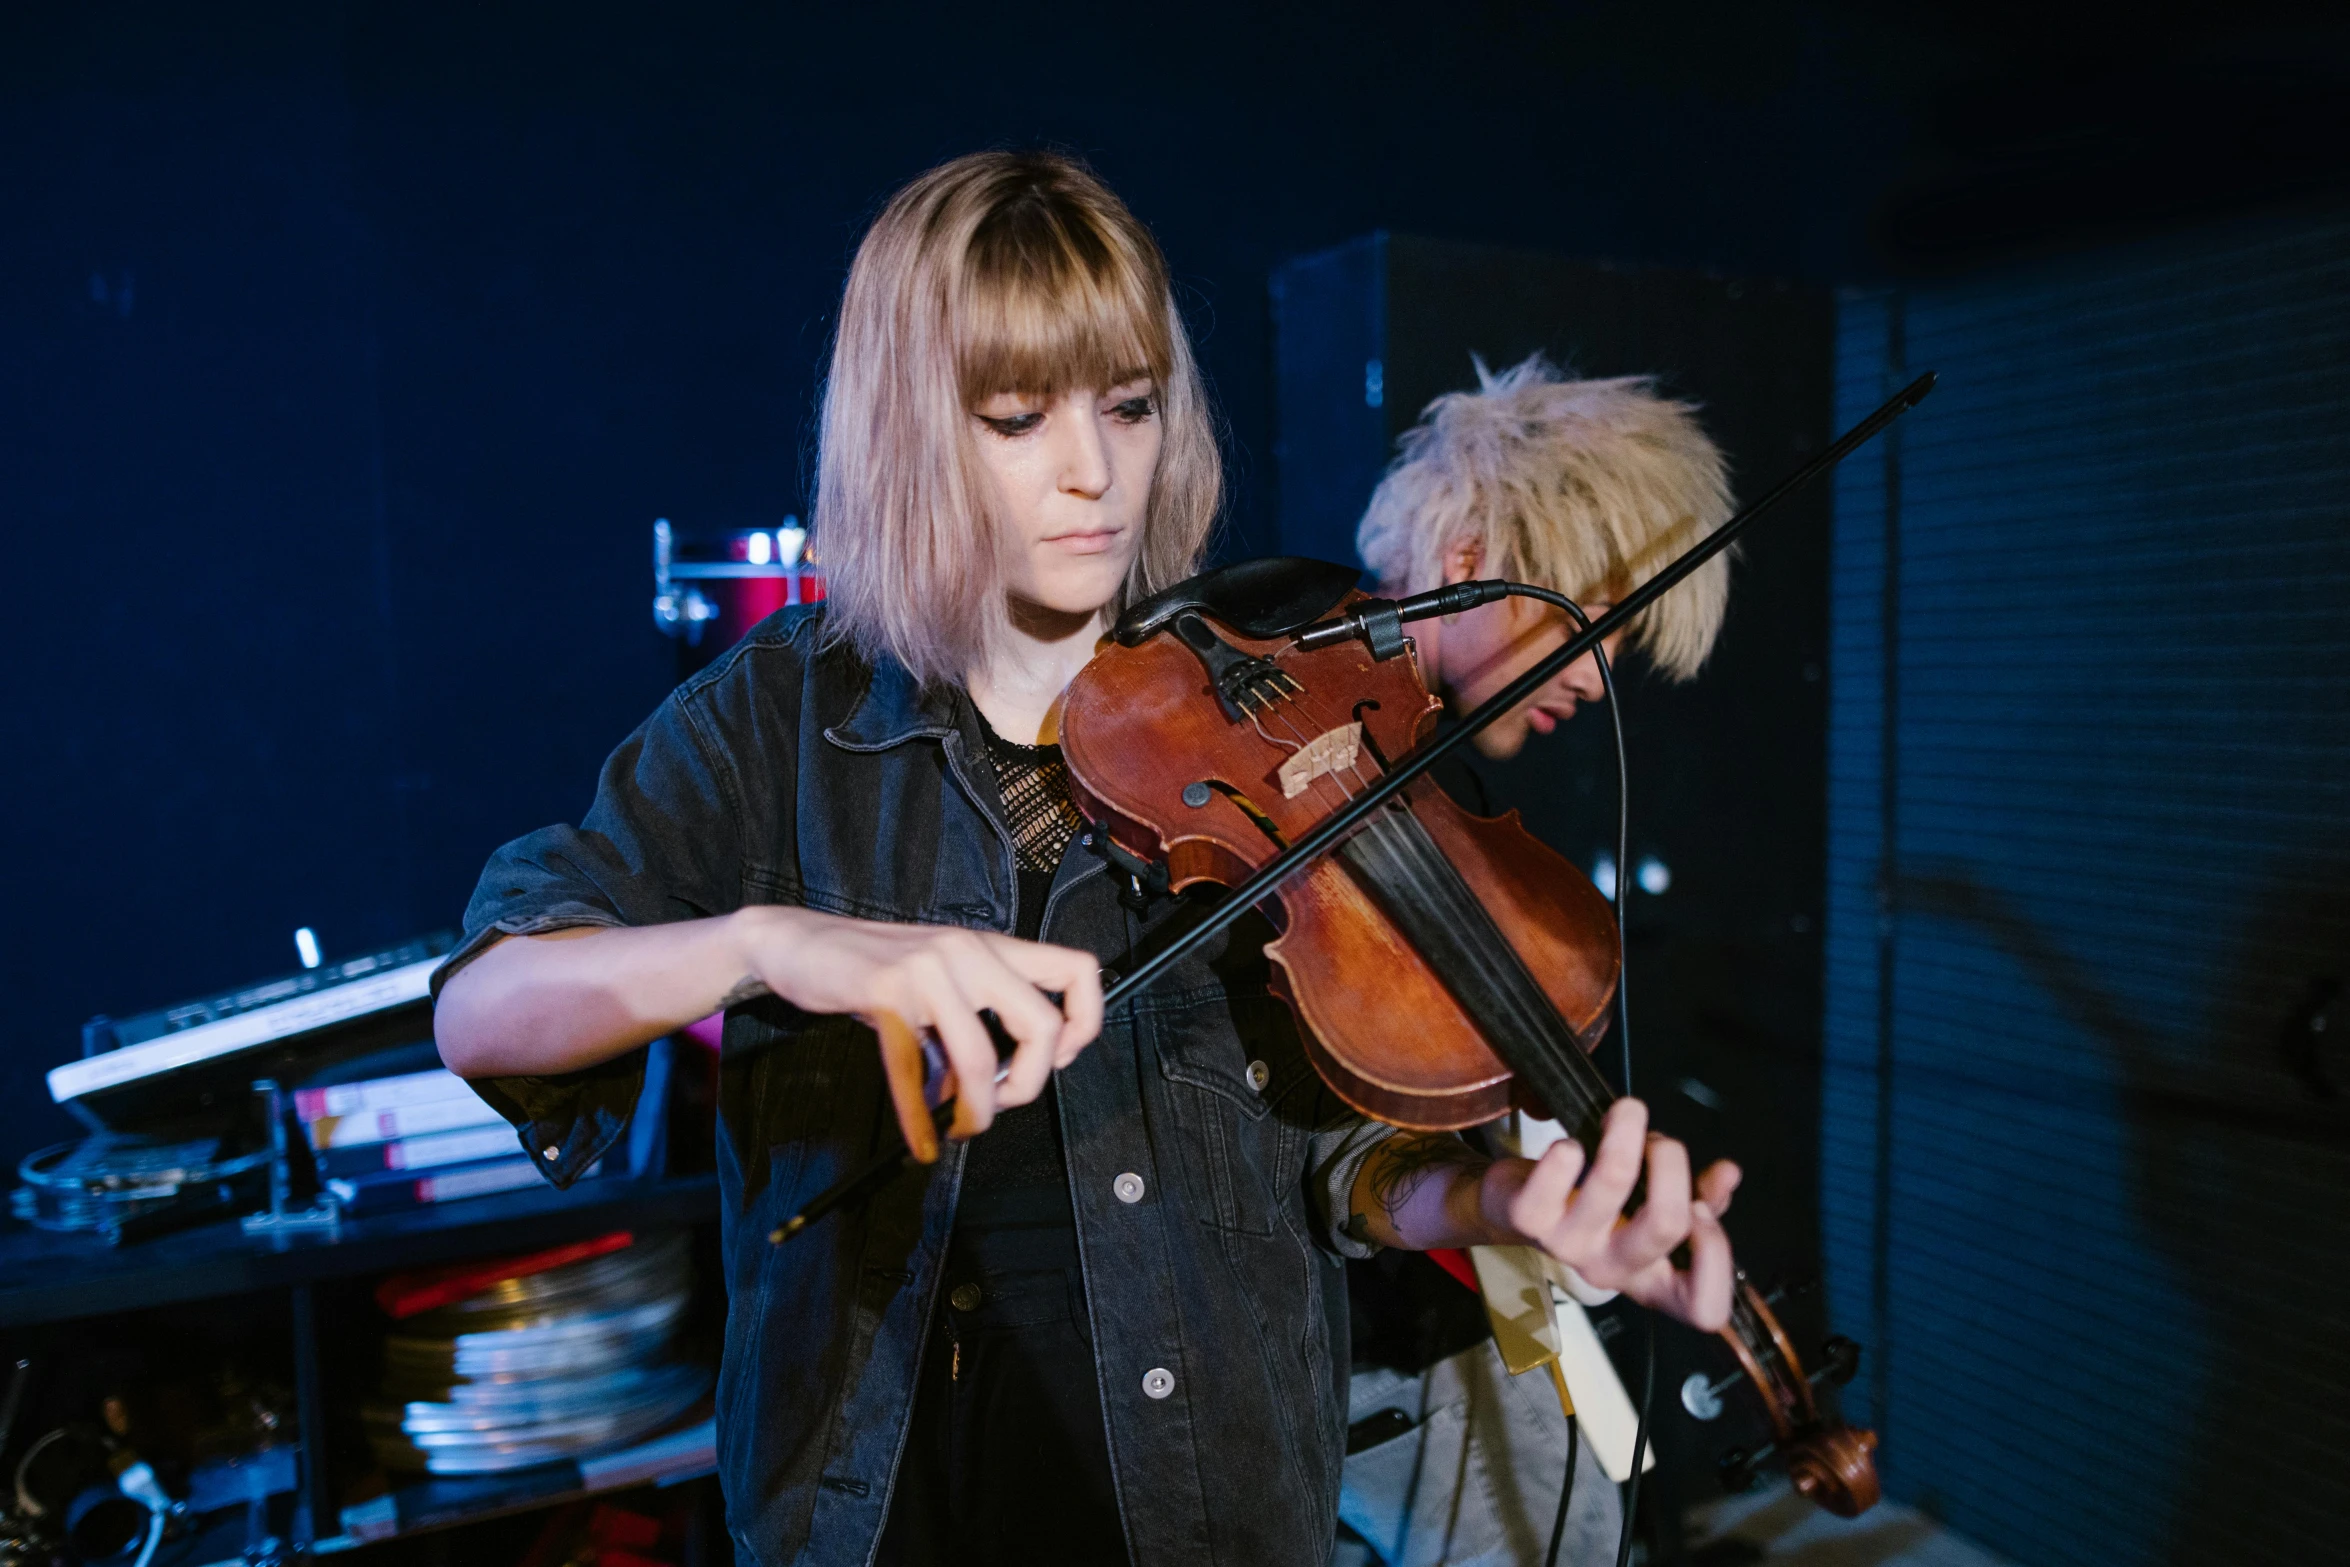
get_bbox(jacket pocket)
[1152,990,1305,1237]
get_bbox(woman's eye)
[1111,396,1156,424]
[980,412,1044,437]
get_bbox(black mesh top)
[954,718,1084,1236]
[988,726,1088,879]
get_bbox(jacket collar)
[822,649,965,753]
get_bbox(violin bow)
[774,370,1937,1242]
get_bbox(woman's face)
[967,376,1161,627]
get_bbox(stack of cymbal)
[364,1232,710,1474]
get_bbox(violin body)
[1061,596,1619,1132]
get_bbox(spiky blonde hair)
[1356,355,1733,681]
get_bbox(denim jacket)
[433,608,1392,1567]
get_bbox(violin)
[1061,575,1620,1139]
[1060,567,1880,1517]
[775,371,1937,1517]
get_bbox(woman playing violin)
[432,151,1738,1567]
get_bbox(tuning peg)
[1717,1441,1778,1494]
[1811,1336,1862,1389]
[1757,1274,1820,1308]
[1681,1370,1740,1421]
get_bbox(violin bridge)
[1278,723,1363,798]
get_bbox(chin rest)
[1114,557,1363,647]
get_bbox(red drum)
[652,518,826,678]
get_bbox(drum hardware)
[651,518,723,644]
[652,518,824,671]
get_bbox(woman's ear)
[1441,540,1484,587]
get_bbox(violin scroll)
[1701,1275,1881,1517]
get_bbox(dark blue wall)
[0,4,1910,1170]
[3,5,2345,1180]
[1827,213,2350,1564]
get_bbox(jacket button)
[949,1283,983,1312]
[1142,1367,1175,1399]
[541,1145,561,1161]
[1113,1173,1145,1204]
[1245,1060,1271,1092]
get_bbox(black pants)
[876,1228,1129,1567]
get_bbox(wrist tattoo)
[1366,1133,1489,1218]
[718,976,772,1009]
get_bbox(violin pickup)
[1278,724,1363,798]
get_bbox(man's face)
[1429,593,1621,760]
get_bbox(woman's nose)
[1057,404,1113,498]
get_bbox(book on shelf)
[306,1093,506,1148]
[326,1154,597,1217]
[313,1123,520,1178]
[292,1066,473,1122]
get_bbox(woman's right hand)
[731,906,1104,1160]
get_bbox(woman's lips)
[1046,529,1122,555]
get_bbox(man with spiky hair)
[1358,354,1734,760]
[1339,356,1738,1566]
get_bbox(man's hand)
[1350,1098,1742,1333]
[1481,1099,1740,1331]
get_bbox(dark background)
[5,0,2349,1259]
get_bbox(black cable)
[1616,1320,1656,1567]
[1544,1407,1583,1567]
[1502,586,1647,1567]
[1501,587,1632,1088]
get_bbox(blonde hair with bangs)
[814,151,1220,688]
[1357,355,1734,681]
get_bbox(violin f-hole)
[1205,780,1288,849]
[1350,700,1391,772]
